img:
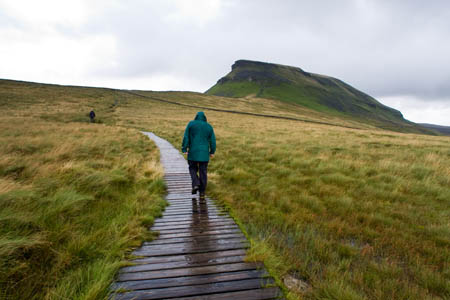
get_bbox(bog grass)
[1,79,449,299]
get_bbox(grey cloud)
[20,0,450,101]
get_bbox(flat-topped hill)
[206,60,430,133]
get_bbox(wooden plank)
[165,180,191,182]
[167,194,200,199]
[164,203,215,209]
[166,202,213,207]
[167,288,283,300]
[160,212,222,218]
[117,262,261,282]
[111,269,267,292]
[152,220,235,230]
[153,216,232,225]
[152,224,239,233]
[112,277,273,299]
[165,198,210,202]
[158,209,223,217]
[154,224,239,234]
[155,213,227,220]
[156,228,242,239]
[137,237,247,252]
[144,233,245,246]
[167,197,211,201]
[131,249,247,265]
[151,220,236,230]
[164,204,221,210]
[132,242,249,257]
[162,210,222,216]
[119,255,245,273]
[165,203,213,207]
[163,206,218,212]
[154,215,229,223]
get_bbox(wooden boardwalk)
[109,132,283,300]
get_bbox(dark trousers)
[188,160,208,193]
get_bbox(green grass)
[205,80,261,98]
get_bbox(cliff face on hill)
[207,60,431,133]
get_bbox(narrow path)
[110,132,283,300]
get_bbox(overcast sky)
[1,0,449,125]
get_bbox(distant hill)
[418,123,450,136]
[206,60,432,134]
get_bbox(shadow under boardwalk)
[110,132,283,300]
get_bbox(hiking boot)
[192,185,199,194]
[199,192,205,201]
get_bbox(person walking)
[182,112,216,200]
[89,110,96,123]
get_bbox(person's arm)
[182,123,190,154]
[209,127,216,157]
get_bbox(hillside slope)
[419,123,450,136]
[206,60,432,134]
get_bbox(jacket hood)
[194,111,207,122]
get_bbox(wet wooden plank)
[154,213,227,220]
[154,214,228,221]
[117,262,262,281]
[162,210,223,216]
[168,287,283,300]
[162,208,218,214]
[111,269,267,292]
[165,203,216,208]
[154,224,240,234]
[156,228,242,239]
[132,241,248,257]
[153,215,230,224]
[160,212,222,218]
[139,237,246,251]
[166,194,201,199]
[131,249,247,265]
[144,233,245,246]
[112,277,273,300]
[163,205,220,211]
[135,238,247,253]
[120,255,245,273]
[166,200,213,205]
[152,222,236,232]
[151,220,236,230]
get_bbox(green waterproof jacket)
[182,112,216,162]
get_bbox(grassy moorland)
[1,79,449,300]
[0,80,165,299]
[112,91,450,300]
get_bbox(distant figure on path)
[182,112,216,200]
[89,110,96,123]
